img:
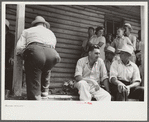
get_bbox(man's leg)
[93,87,111,101]
[129,86,144,101]
[24,44,45,100]
[74,80,92,101]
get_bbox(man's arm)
[75,75,83,82]
[103,78,110,93]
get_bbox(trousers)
[110,80,144,101]
[74,80,111,101]
[23,42,61,100]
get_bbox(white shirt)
[75,56,108,85]
[16,25,57,54]
[110,59,141,83]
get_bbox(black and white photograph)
[1,1,148,121]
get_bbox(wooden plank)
[52,5,104,18]
[49,83,63,88]
[56,48,81,55]
[25,12,103,30]
[57,38,82,46]
[87,5,140,21]
[56,43,81,50]
[51,72,74,78]
[12,4,25,96]
[51,77,74,83]
[52,67,75,73]
[58,53,80,59]
[55,63,76,68]
[27,5,104,24]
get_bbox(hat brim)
[105,50,115,54]
[32,20,50,29]
[119,49,132,55]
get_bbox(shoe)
[41,92,49,98]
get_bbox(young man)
[81,27,96,57]
[111,27,132,54]
[5,19,15,97]
[74,45,111,101]
[124,23,137,63]
[110,45,144,101]
[16,16,61,100]
[104,46,115,76]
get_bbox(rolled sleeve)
[110,61,118,82]
[100,60,108,82]
[74,59,83,77]
[132,64,141,83]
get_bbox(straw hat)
[119,45,133,55]
[124,23,132,30]
[5,19,10,28]
[105,46,115,54]
[31,16,50,29]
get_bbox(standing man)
[74,45,111,101]
[81,27,96,57]
[5,19,15,97]
[16,16,61,100]
[110,45,144,101]
[124,23,137,63]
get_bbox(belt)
[28,42,54,49]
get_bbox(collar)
[86,56,98,64]
[116,35,125,39]
[118,59,132,66]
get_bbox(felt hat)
[5,19,10,28]
[119,45,133,55]
[105,46,115,53]
[31,16,50,29]
[124,23,132,30]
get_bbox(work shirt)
[110,58,141,83]
[89,36,106,60]
[16,25,56,55]
[75,56,108,85]
[111,36,132,53]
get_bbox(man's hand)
[9,58,14,65]
[125,86,130,96]
[95,85,100,91]
[118,82,126,93]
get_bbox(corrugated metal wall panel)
[6,5,141,88]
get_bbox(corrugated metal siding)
[6,5,141,88]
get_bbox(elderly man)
[110,45,144,101]
[5,19,15,97]
[74,45,111,101]
[16,16,61,100]
[124,23,136,63]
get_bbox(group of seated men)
[75,24,144,101]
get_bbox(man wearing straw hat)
[110,45,144,101]
[16,16,61,100]
[5,19,15,98]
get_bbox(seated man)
[104,46,115,76]
[74,45,111,101]
[110,45,144,101]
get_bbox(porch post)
[140,6,145,86]
[12,4,25,96]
